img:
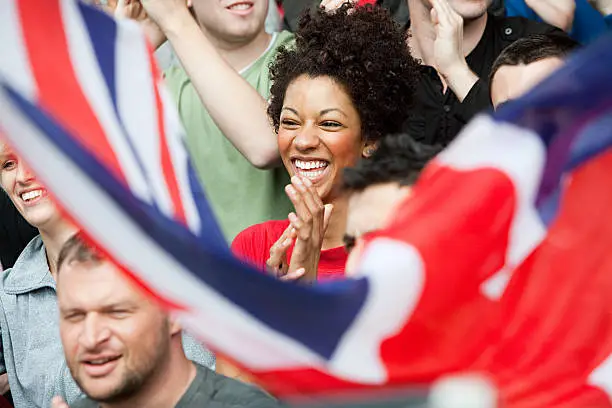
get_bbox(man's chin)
[76,377,124,403]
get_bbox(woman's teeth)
[294,160,328,180]
[294,160,328,170]
[228,3,252,10]
[21,190,43,202]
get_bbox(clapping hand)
[266,176,333,283]
[428,0,478,101]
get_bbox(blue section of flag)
[78,1,168,215]
[493,32,612,225]
[1,82,370,360]
[78,1,117,104]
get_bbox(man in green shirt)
[116,0,293,241]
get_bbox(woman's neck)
[322,195,348,251]
[39,221,77,280]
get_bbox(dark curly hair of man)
[267,3,420,142]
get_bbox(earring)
[363,147,375,157]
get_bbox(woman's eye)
[1,160,16,170]
[321,121,342,128]
[281,119,299,127]
[2,160,17,170]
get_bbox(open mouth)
[292,159,330,183]
[82,355,122,378]
[226,1,254,13]
[20,188,46,205]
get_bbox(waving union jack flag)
[1,1,612,407]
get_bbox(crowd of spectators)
[0,0,610,406]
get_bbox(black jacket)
[404,15,563,146]
[0,193,37,269]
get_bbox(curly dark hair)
[268,3,420,142]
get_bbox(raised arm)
[116,0,280,169]
[428,0,479,102]
[524,0,576,32]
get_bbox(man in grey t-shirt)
[51,234,281,408]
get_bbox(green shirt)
[165,31,295,242]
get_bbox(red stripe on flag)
[18,0,127,184]
[146,44,187,224]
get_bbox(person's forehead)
[493,58,564,90]
[58,261,143,305]
[347,182,410,234]
[491,57,564,107]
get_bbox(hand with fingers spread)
[428,0,478,101]
[320,0,359,13]
[266,223,306,281]
[115,0,166,49]
[284,176,333,283]
[525,0,576,32]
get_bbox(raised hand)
[266,223,306,281]
[137,0,192,30]
[429,0,465,77]
[428,0,478,101]
[319,0,359,13]
[284,176,333,283]
[115,0,166,49]
[589,0,612,15]
[51,397,70,408]
[525,0,576,31]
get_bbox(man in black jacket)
[404,0,564,146]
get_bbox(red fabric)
[232,220,347,281]
[0,396,10,408]
[357,0,377,5]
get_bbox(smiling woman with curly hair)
[224,2,420,383]
[232,3,419,286]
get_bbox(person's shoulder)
[274,30,295,48]
[202,365,286,407]
[232,220,290,250]
[2,235,43,277]
[231,220,290,268]
[163,62,190,94]
[260,31,296,63]
[69,397,98,408]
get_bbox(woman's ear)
[362,140,378,158]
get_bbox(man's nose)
[80,314,111,349]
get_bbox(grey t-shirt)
[71,363,284,408]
